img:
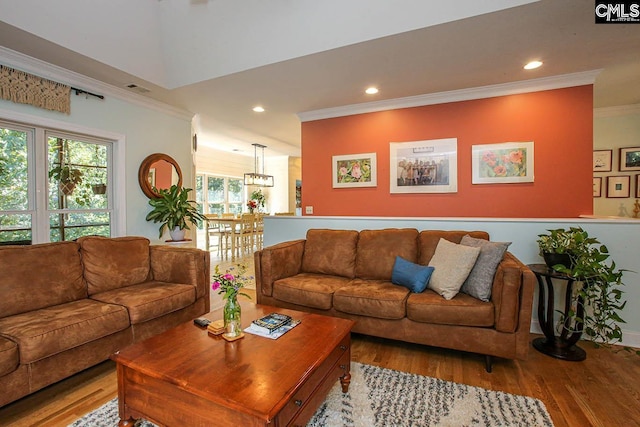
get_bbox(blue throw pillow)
[391,256,435,293]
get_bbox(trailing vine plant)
[538,227,637,354]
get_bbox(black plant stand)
[528,263,586,361]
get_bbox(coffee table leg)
[119,417,137,427]
[340,371,351,393]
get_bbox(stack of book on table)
[245,312,300,339]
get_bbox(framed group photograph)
[593,177,602,197]
[606,175,630,198]
[332,152,377,188]
[389,138,458,193]
[471,142,534,184]
[593,150,612,172]
[619,147,640,171]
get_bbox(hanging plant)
[49,165,83,195]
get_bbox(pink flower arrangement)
[211,264,252,300]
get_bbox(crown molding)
[594,103,640,118]
[298,70,602,122]
[0,47,193,121]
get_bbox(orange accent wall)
[301,86,593,218]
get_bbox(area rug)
[69,363,554,427]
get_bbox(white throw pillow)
[428,238,481,300]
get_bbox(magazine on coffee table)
[245,319,301,339]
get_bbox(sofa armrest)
[491,252,535,334]
[254,239,305,297]
[149,246,211,309]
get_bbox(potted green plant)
[537,226,634,351]
[49,165,83,195]
[145,184,206,241]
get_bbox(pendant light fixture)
[244,143,274,187]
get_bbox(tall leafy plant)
[538,227,636,353]
[145,185,206,238]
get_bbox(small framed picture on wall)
[606,175,630,198]
[637,175,640,198]
[593,177,602,197]
[619,147,640,171]
[593,150,612,172]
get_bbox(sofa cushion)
[406,290,494,327]
[273,273,352,310]
[0,299,130,364]
[391,256,434,293]
[0,241,85,317]
[79,236,151,294]
[355,228,419,280]
[301,229,358,279]
[428,238,481,300]
[90,281,196,324]
[334,279,409,320]
[0,337,19,376]
[460,235,511,302]
[418,230,489,265]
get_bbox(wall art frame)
[332,152,377,188]
[637,175,640,198]
[389,138,457,193]
[471,141,534,184]
[606,175,630,198]
[593,149,612,172]
[619,146,640,171]
[593,177,602,198]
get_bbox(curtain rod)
[71,87,104,100]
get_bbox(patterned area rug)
[69,363,553,427]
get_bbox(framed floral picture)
[606,175,630,198]
[593,150,612,172]
[332,152,377,188]
[593,177,602,197]
[619,147,640,171]
[389,138,457,193]
[472,142,534,184]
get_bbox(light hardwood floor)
[2,287,639,426]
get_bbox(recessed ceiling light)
[252,106,265,113]
[365,87,379,95]
[524,61,543,70]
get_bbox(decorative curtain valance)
[0,64,71,114]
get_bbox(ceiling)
[1,0,639,158]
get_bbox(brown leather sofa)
[0,236,210,407]
[255,228,535,371]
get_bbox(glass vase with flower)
[211,264,252,338]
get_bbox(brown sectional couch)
[0,236,210,407]
[255,228,535,371]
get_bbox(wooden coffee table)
[111,303,355,427]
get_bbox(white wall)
[594,105,640,217]
[0,86,192,242]
[196,146,299,215]
[263,216,640,348]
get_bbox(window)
[0,124,31,244]
[0,120,114,244]
[196,173,245,217]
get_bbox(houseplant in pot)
[537,226,634,351]
[145,184,206,241]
